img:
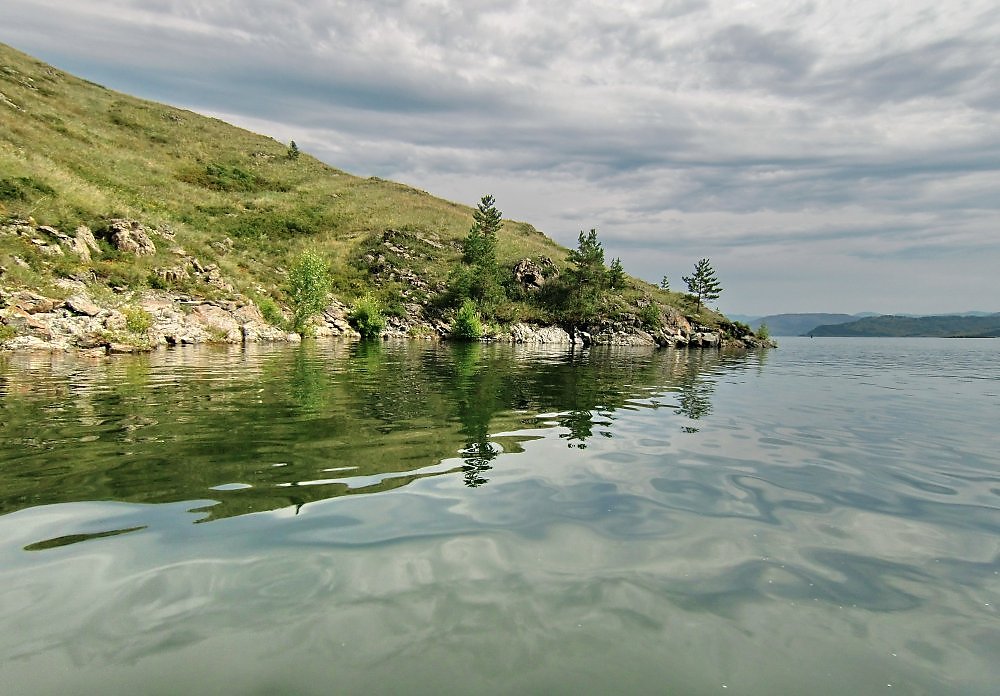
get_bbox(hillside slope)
[809,314,1000,337]
[1,42,763,352]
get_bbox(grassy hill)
[809,314,1000,337]
[2,41,719,338]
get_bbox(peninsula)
[0,43,768,354]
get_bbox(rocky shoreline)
[1,218,768,356]
[1,283,762,356]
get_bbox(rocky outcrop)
[508,323,572,344]
[0,285,297,354]
[512,257,556,292]
[105,219,156,256]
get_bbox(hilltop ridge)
[0,42,766,353]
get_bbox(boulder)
[509,323,572,344]
[71,226,100,262]
[65,295,101,317]
[10,291,58,314]
[189,303,242,343]
[106,219,156,256]
[512,258,551,291]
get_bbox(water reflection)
[2,339,998,695]
[0,341,742,522]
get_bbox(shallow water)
[1,338,997,695]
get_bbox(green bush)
[123,306,152,334]
[257,297,285,328]
[0,324,17,343]
[639,302,662,330]
[757,322,770,341]
[348,293,386,340]
[451,299,483,340]
[287,250,332,335]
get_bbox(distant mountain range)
[727,313,867,336]
[728,312,1000,337]
[808,314,1000,338]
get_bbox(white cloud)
[1,0,998,313]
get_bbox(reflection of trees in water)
[450,343,502,487]
[0,340,763,523]
[668,349,728,432]
[460,441,497,487]
[675,381,714,422]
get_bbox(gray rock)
[509,323,572,344]
[65,295,101,317]
[512,258,547,290]
[106,219,156,256]
[10,291,58,314]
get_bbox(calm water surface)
[0,338,997,695]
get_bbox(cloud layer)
[3,0,999,313]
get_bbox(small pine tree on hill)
[682,258,722,312]
[451,194,506,317]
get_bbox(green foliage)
[287,140,300,160]
[186,163,265,193]
[682,258,722,312]
[0,176,55,202]
[287,250,332,335]
[123,306,152,334]
[0,324,17,342]
[451,299,483,340]
[660,275,670,291]
[348,293,386,340]
[756,322,770,341]
[549,229,611,327]
[608,257,626,290]
[229,211,319,241]
[257,297,285,328]
[639,301,662,330]
[449,194,507,317]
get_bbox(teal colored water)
[0,338,997,695]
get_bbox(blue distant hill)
[808,314,1000,337]
[748,313,860,336]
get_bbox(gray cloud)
[1,0,998,313]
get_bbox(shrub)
[639,301,662,330]
[348,293,386,340]
[451,299,483,340]
[287,250,332,335]
[257,297,285,328]
[123,306,152,334]
[0,324,17,343]
[757,322,771,341]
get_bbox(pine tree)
[558,229,610,328]
[608,257,626,290]
[682,258,722,312]
[451,195,506,317]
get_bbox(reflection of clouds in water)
[0,498,989,694]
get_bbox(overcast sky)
[3,0,999,315]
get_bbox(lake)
[1,337,997,695]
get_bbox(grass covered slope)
[0,42,562,304]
